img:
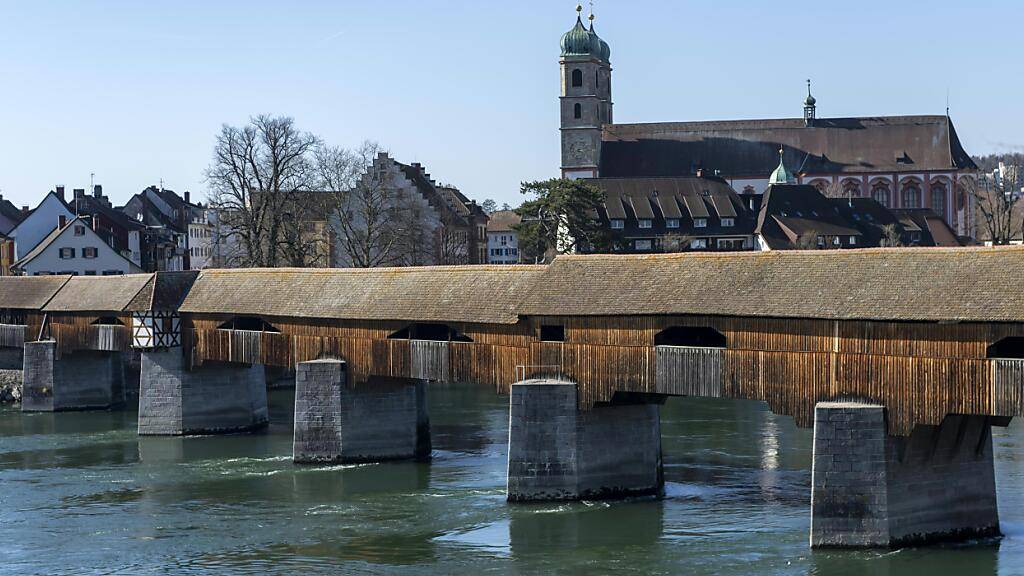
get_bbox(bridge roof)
[0,275,71,310]
[179,266,545,324]
[520,247,1024,323]
[43,273,154,313]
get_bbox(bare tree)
[205,115,319,267]
[965,175,1023,245]
[316,141,409,268]
[437,211,470,265]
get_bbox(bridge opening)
[218,317,280,332]
[987,337,1024,359]
[91,317,125,326]
[388,323,472,342]
[0,310,26,325]
[654,326,726,348]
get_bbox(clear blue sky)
[1,0,1021,209]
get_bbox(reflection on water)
[0,387,1022,575]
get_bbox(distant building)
[70,185,144,268]
[556,8,979,237]
[187,204,216,269]
[123,186,201,271]
[584,176,756,253]
[486,210,522,263]
[8,187,75,262]
[12,216,142,276]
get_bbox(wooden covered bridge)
[1,246,1023,547]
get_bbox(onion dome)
[769,147,796,185]
[804,80,816,106]
[590,21,611,61]
[560,5,609,61]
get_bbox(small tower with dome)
[769,148,797,185]
[560,3,612,179]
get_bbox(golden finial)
[589,0,595,21]
[576,3,582,13]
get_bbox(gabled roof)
[13,216,143,272]
[0,275,72,310]
[125,271,200,312]
[395,162,470,227]
[487,210,521,233]
[756,185,861,249]
[8,191,74,241]
[179,266,545,324]
[42,273,154,313]
[600,115,977,178]
[518,247,1024,323]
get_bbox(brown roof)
[125,271,200,312]
[43,273,154,313]
[600,115,976,178]
[0,275,71,310]
[179,266,546,324]
[486,210,521,233]
[517,248,1024,323]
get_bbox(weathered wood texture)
[182,312,1024,436]
[0,324,26,349]
[47,314,133,357]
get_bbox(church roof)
[599,115,977,178]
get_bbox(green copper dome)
[769,148,796,185]
[560,9,609,61]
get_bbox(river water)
[1,383,1022,575]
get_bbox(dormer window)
[721,217,735,227]
[693,218,707,228]
[610,219,624,229]
[638,219,652,229]
[666,219,680,229]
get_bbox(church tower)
[560,4,612,180]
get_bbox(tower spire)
[588,1,595,29]
[803,79,817,126]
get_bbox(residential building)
[122,186,191,271]
[188,204,216,269]
[584,176,756,253]
[12,216,143,276]
[557,9,979,237]
[8,187,75,261]
[70,185,144,268]
[487,210,522,264]
[0,194,26,236]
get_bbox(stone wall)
[810,402,1000,547]
[0,346,23,370]
[507,380,663,502]
[293,359,430,464]
[0,369,21,403]
[22,341,124,412]
[138,348,268,435]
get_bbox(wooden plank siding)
[180,312,1024,436]
[46,313,133,357]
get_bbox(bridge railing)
[51,323,131,355]
[0,324,26,349]
[993,358,1024,417]
[654,345,724,397]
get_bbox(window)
[901,185,922,208]
[666,218,680,229]
[849,236,857,246]
[931,185,947,217]
[872,185,891,207]
[540,324,565,342]
[690,238,707,249]
[571,68,583,87]
[82,247,98,259]
[693,218,707,228]
[101,270,123,276]
[816,236,825,247]
[59,247,75,259]
[638,219,652,229]
[721,217,735,227]
[832,236,841,246]
[573,103,582,119]
[84,270,96,276]
[635,239,652,250]
[74,225,86,236]
[716,238,745,250]
[610,219,624,229]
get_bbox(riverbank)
[0,369,20,404]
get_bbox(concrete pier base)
[810,402,1000,548]
[506,380,663,502]
[138,348,268,435]
[293,359,431,464]
[21,341,125,412]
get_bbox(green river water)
[1,384,1022,575]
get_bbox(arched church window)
[872,184,891,207]
[901,185,922,208]
[573,103,582,119]
[930,185,947,217]
[571,69,583,87]
[842,180,861,197]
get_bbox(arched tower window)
[571,69,583,87]
[930,184,947,217]
[872,184,891,207]
[573,103,582,119]
[901,185,922,208]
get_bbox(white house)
[13,216,143,276]
[486,210,522,264]
[8,188,75,261]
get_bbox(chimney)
[93,184,103,198]
[56,185,65,201]
[74,188,85,199]
[58,215,67,229]
[184,191,190,204]
[21,206,29,214]
[411,162,421,169]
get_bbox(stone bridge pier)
[292,359,430,464]
[137,348,268,435]
[811,402,1003,547]
[506,380,664,502]
[21,340,125,412]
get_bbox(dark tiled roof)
[600,115,977,178]
[396,163,470,227]
[179,266,546,324]
[487,210,521,233]
[518,247,1024,323]
[756,185,862,249]
[0,275,72,310]
[125,271,200,312]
